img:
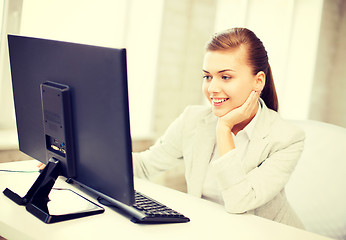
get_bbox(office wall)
[8,0,164,139]
[152,0,217,137]
[0,0,22,131]
[309,0,346,128]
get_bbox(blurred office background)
[0,0,345,160]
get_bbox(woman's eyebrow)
[218,69,235,73]
[202,69,235,74]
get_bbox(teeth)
[212,98,228,103]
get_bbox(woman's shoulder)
[181,105,214,121]
[262,107,305,143]
[175,105,216,132]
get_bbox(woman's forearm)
[216,122,235,156]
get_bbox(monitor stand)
[3,158,104,223]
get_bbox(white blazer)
[133,99,305,228]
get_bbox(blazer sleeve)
[211,120,305,214]
[132,108,186,179]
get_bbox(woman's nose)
[208,79,220,93]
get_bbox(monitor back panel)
[8,35,135,205]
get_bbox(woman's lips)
[211,97,229,106]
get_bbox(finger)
[243,91,257,110]
[241,91,254,108]
[37,163,46,170]
[243,91,259,115]
[251,91,260,106]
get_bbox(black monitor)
[4,35,135,223]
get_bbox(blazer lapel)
[242,100,272,172]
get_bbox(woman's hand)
[218,90,260,131]
[216,90,260,156]
[37,163,46,171]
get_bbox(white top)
[202,101,262,205]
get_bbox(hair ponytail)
[261,64,278,111]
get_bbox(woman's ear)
[254,71,265,92]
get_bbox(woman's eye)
[203,75,212,81]
[222,75,231,80]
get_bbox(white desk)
[0,160,333,240]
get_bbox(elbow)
[223,195,255,214]
[222,188,258,214]
[224,202,249,214]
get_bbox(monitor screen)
[8,35,135,209]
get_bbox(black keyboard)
[131,191,190,223]
[97,191,190,224]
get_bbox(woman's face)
[202,48,258,118]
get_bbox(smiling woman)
[202,49,260,120]
[133,27,306,229]
[204,28,278,113]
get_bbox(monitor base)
[3,158,104,223]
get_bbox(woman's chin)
[211,107,228,118]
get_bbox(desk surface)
[0,160,332,240]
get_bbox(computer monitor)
[4,35,135,223]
